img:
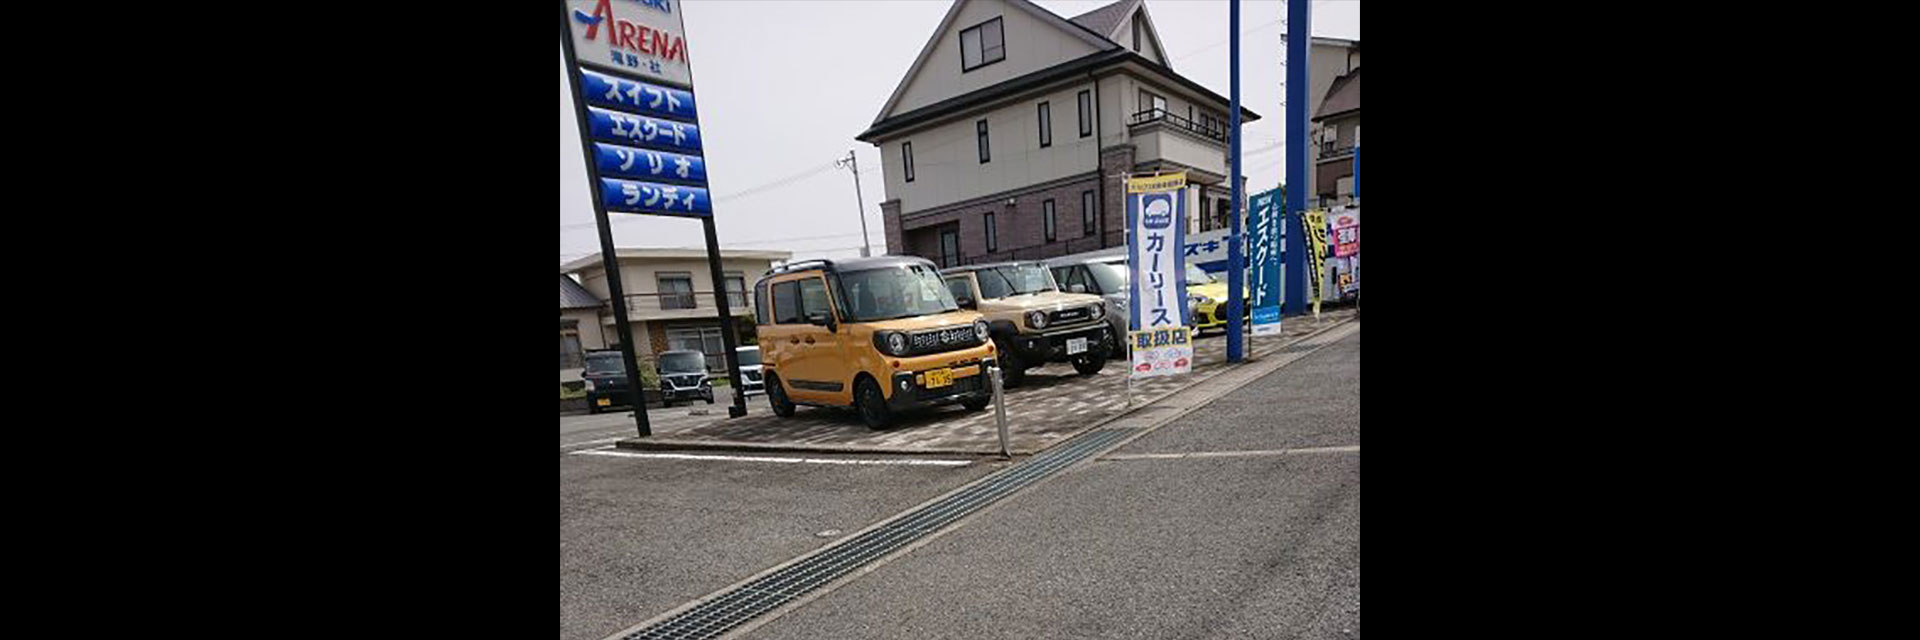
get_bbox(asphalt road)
[560,397,767,450]
[560,446,1000,640]
[738,329,1361,639]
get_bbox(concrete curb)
[611,315,1358,457]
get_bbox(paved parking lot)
[580,309,1356,454]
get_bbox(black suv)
[582,350,634,414]
[655,349,715,407]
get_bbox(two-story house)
[858,0,1259,268]
[1305,37,1358,209]
[561,247,792,373]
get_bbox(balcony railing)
[1128,108,1228,143]
[609,290,751,316]
[1317,144,1356,161]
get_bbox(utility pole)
[836,150,873,257]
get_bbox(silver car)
[1045,253,1202,359]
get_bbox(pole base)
[728,405,747,418]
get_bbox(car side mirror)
[955,296,975,309]
[1068,284,1087,293]
[807,312,836,331]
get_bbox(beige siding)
[891,0,1103,116]
[880,81,1100,214]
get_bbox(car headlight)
[583,379,596,392]
[1026,310,1048,329]
[886,332,908,355]
[973,320,989,341]
[1089,304,1105,320]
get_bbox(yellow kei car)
[1185,264,1250,334]
[752,256,997,429]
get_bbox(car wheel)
[855,377,893,430]
[1072,355,1105,376]
[587,400,601,415]
[961,396,991,411]
[704,389,714,404]
[998,350,1028,388]
[766,373,796,417]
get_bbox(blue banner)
[593,142,707,184]
[1248,188,1283,335]
[579,69,699,122]
[586,107,703,154]
[599,178,712,217]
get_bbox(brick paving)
[620,308,1357,454]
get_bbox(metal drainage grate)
[619,427,1140,640]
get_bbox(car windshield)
[838,264,959,322]
[1186,264,1217,284]
[974,264,1055,299]
[736,348,761,366]
[1086,262,1128,294]
[584,354,624,375]
[659,352,706,374]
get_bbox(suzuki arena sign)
[568,0,693,87]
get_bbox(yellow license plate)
[923,368,954,389]
[596,398,611,406]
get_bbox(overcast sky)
[561,0,1359,268]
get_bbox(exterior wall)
[575,256,773,322]
[881,199,905,253]
[899,173,1105,264]
[890,0,1104,116]
[1305,41,1357,208]
[563,308,607,350]
[1314,113,1359,204]
[879,80,1100,215]
[1099,144,1135,248]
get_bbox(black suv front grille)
[1048,306,1095,325]
[904,325,983,356]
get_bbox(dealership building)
[859,0,1259,268]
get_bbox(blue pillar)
[1226,0,1245,362]
[1282,0,1310,316]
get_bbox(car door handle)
[804,336,816,344]
[789,337,800,344]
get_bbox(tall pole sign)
[1282,0,1310,317]
[1126,172,1194,380]
[1226,0,1246,363]
[562,0,748,429]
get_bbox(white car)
[736,345,765,396]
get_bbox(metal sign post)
[1226,0,1245,363]
[559,4,647,436]
[1282,0,1310,318]
[990,364,1010,459]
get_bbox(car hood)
[1187,281,1231,302]
[978,290,1106,312]
[857,310,985,332]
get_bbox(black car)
[582,350,635,414]
[655,349,715,407]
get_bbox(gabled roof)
[871,0,1120,128]
[1068,0,1170,68]
[1312,67,1360,121]
[560,275,601,310]
[1069,0,1135,40]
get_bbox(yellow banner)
[1126,172,1188,193]
[1302,208,1329,315]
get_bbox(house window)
[984,212,998,253]
[657,272,695,310]
[1132,16,1142,52]
[724,272,747,308]
[1139,89,1165,117]
[940,230,961,267]
[1043,199,1057,242]
[1078,90,1092,137]
[1081,190,1095,236]
[1199,197,1213,232]
[960,17,1005,72]
[976,119,990,163]
[1037,102,1051,148]
[1215,198,1232,231]
[666,326,727,372]
[902,141,914,183]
